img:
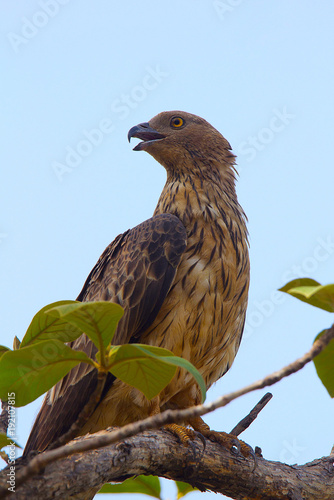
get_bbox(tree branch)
[230,392,272,436]
[4,430,334,500]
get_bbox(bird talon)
[230,438,241,455]
[230,438,257,465]
[245,444,258,470]
[164,423,194,446]
[164,424,206,461]
[189,421,253,461]
[195,431,207,452]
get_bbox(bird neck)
[154,163,248,241]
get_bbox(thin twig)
[230,392,273,436]
[1,323,333,497]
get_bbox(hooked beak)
[128,122,165,151]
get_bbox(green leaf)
[159,353,206,403]
[108,344,176,400]
[280,278,321,290]
[279,279,334,312]
[98,476,161,498]
[313,329,334,397]
[108,344,206,402]
[20,300,82,348]
[0,346,10,358]
[0,339,94,407]
[176,481,198,499]
[0,433,21,450]
[46,301,124,350]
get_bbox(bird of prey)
[24,111,250,455]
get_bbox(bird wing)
[24,213,187,454]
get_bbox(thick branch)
[7,430,334,500]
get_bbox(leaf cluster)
[279,278,334,397]
[0,301,206,409]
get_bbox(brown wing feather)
[24,214,187,454]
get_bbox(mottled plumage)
[24,111,249,455]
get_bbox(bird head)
[128,111,235,173]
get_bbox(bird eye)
[170,117,184,128]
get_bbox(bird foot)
[165,423,195,444]
[188,417,255,462]
[164,423,206,458]
[207,430,258,469]
[198,428,257,469]
[202,429,251,456]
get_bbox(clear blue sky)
[1,2,333,499]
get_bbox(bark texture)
[3,429,334,500]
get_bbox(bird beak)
[128,122,165,151]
